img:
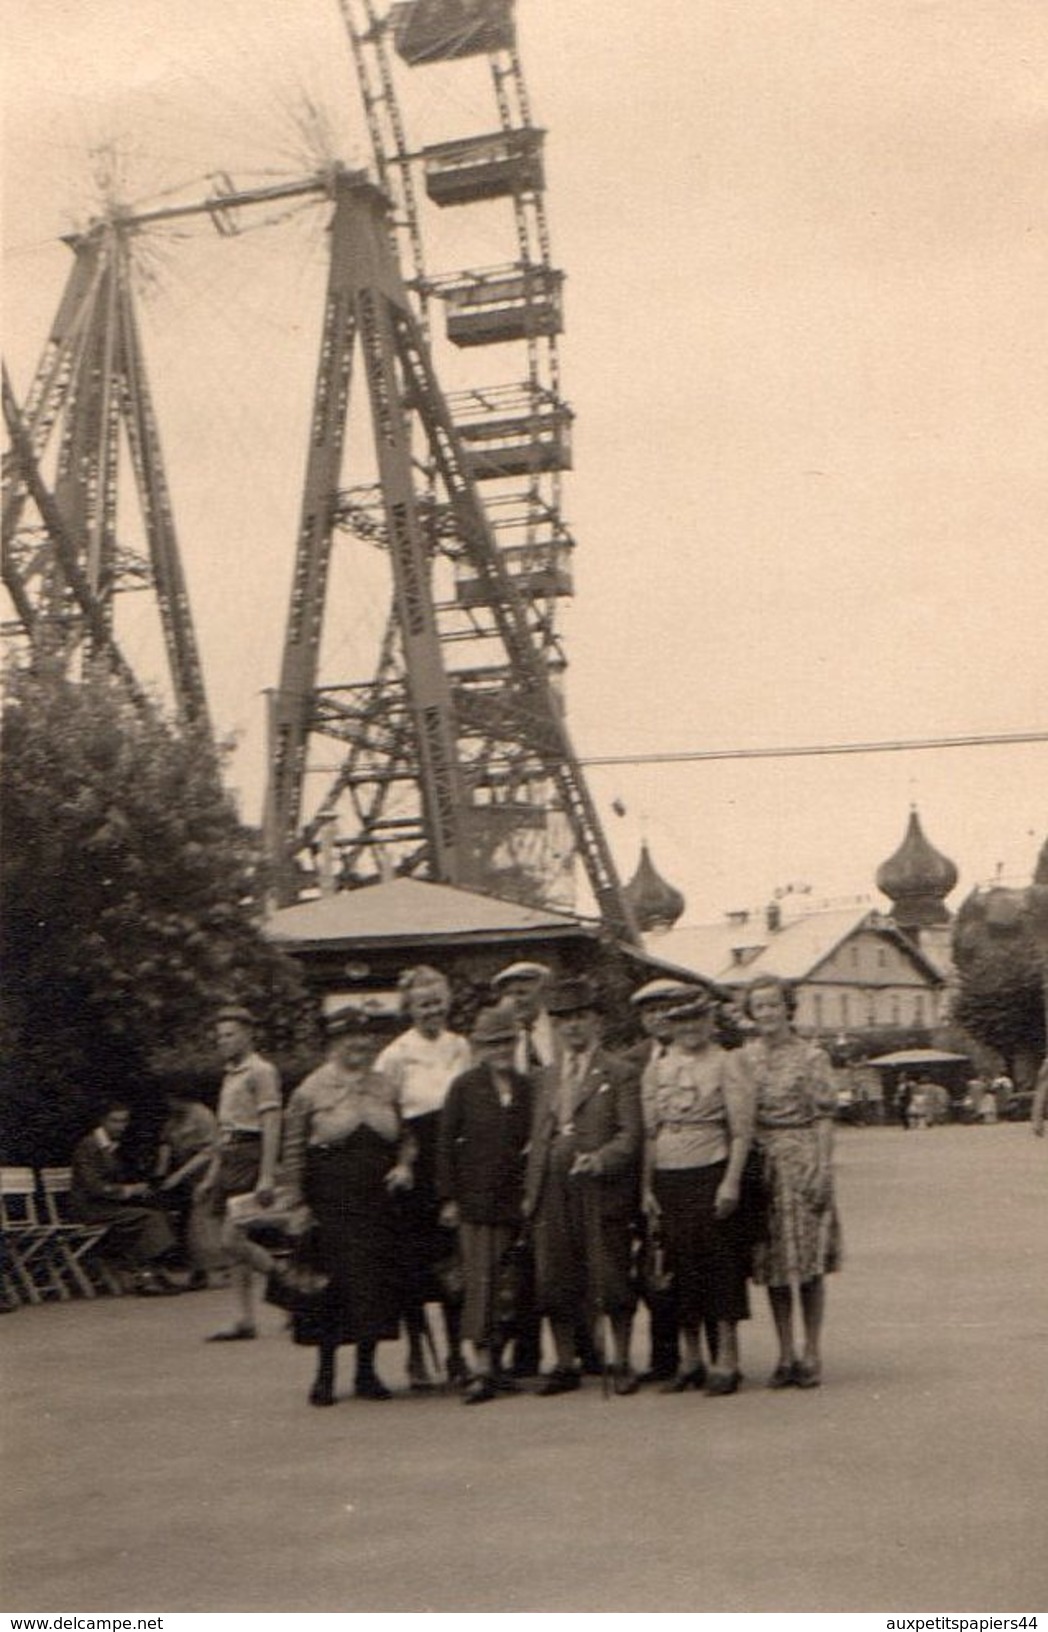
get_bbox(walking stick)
[420,1304,443,1384]
[580,1171,613,1400]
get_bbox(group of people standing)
[71,961,843,1409]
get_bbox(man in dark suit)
[70,1102,176,1294]
[524,977,643,1396]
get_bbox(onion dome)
[876,807,959,929]
[624,842,685,933]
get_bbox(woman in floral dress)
[735,975,842,1389]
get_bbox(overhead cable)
[579,730,1048,768]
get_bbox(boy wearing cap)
[436,1002,533,1403]
[201,1005,283,1342]
[524,978,643,1395]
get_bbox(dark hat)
[546,976,600,1017]
[214,1004,255,1028]
[629,978,702,1009]
[471,1001,519,1045]
[663,991,717,1023]
[324,1004,373,1038]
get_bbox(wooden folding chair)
[0,1167,68,1303]
[39,1167,117,1298]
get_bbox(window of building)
[914,993,925,1027]
[840,992,850,1027]
[813,993,823,1030]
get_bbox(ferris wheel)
[271,0,605,914]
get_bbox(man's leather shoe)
[536,1368,581,1396]
[612,1365,640,1396]
[704,1369,740,1397]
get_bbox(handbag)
[641,1219,674,1295]
[264,1229,331,1314]
[433,1248,465,1303]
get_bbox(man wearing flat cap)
[488,961,556,1377]
[626,978,705,1384]
[491,961,556,1076]
[200,1003,283,1342]
[524,977,643,1395]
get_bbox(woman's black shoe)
[704,1369,740,1397]
[446,1354,470,1389]
[462,1376,497,1405]
[355,1375,393,1400]
[309,1382,336,1407]
[660,1365,707,1393]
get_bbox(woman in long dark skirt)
[282,1007,415,1406]
[641,992,756,1396]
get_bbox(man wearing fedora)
[200,1004,283,1342]
[524,976,643,1395]
[436,1001,533,1403]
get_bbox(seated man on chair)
[70,1101,177,1295]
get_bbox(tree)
[0,663,313,1163]
[951,875,1046,1080]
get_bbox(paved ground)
[3,1125,1046,1613]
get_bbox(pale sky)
[4,0,1046,924]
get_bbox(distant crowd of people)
[65,963,852,1407]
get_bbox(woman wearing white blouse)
[375,966,472,1388]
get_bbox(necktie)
[560,1050,585,1128]
[522,1021,543,1073]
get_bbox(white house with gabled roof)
[648,903,946,1040]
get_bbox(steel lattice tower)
[264,167,637,940]
[2,220,210,732]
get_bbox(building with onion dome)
[623,842,686,934]
[875,806,959,935]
